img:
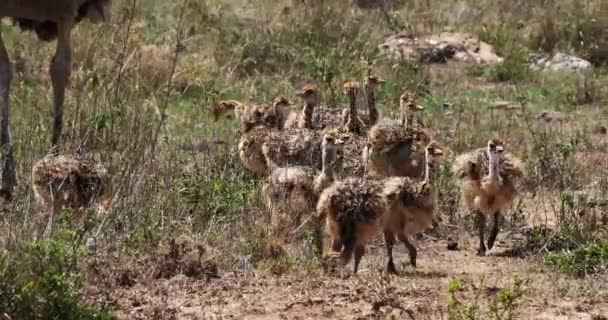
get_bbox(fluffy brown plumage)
[209,100,245,122]
[270,95,295,130]
[262,129,346,254]
[238,127,322,174]
[238,127,271,174]
[452,138,524,256]
[211,98,290,133]
[380,141,444,273]
[317,176,388,272]
[319,141,444,274]
[32,152,112,214]
[284,83,346,130]
[364,122,432,178]
[263,128,323,169]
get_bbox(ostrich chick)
[452,138,524,256]
[382,141,444,274]
[262,129,347,254]
[362,68,386,126]
[363,92,431,178]
[342,68,386,129]
[284,84,319,129]
[318,141,444,274]
[238,127,322,175]
[210,97,292,133]
[32,152,111,235]
[342,81,364,134]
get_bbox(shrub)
[0,238,115,319]
[544,240,608,277]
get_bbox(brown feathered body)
[240,103,285,133]
[238,128,322,174]
[315,107,346,130]
[238,127,271,174]
[263,128,323,169]
[284,104,344,130]
[452,148,524,215]
[262,165,317,236]
[211,101,286,133]
[5,0,111,41]
[382,176,435,237]
[337,133,367,177]
[318,177,389,253]
[32,153,111,212]
[363,123,431,177]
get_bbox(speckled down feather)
[313,107,344,130]
[266,166,316,192]
[383,177,433,211]
[264,128,323,169]
[32,153,110,208]
[452,148,524,181]
[326,177,386,225]
[337,134,367,177]
[367,124,427,151]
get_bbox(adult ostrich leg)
[0,26,17,199]
[0,0,110,200]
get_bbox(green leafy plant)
[0,239,115,319]
[446,277,524,320]
[544,240,608,277]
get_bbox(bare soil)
[101,211,607,320]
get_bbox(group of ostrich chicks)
[212,69,524,275]
[1,1,524,275]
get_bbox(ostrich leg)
[50,21,74,147]
[0,32,16,200]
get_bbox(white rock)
[531,53,592,72]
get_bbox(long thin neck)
[365,85,378,125]
[303,99,315,129]
[424,153,438,186]
[400,102,408,127]
[321,145,337,178]
[262,146,278,171]
[348,92,358,118]
[406,111,416,129]
[346,91,359,132]
[488,153,501,180]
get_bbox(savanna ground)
[0,0,607,319]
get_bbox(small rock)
[530,53,592,72]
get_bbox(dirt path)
[109,233,607,320]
